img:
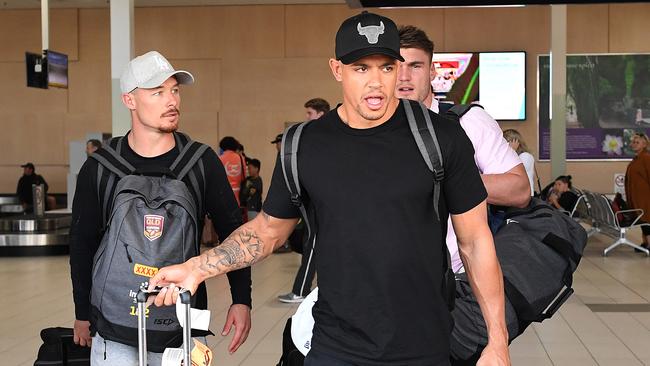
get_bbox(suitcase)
[34,327,90,366]
[136,287,192,366]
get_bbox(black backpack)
[88,133,209,352]
[34,327,90,366]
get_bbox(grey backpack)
[89,134,208,352]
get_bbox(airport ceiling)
[2,0,643,9]
[0,0,345,9]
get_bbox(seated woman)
[548,175,578,212]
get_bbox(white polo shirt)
[432,99,521,272]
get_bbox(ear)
[329,58,343,82]
[429,60,437,81]
[121,92,137,110]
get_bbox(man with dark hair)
[304,98,330,120]
[69,51,251,364]
[396,24,529,363]
[86,139,102,156]
[150,12,509,366]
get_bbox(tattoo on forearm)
[199,227,264,276]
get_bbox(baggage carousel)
[0,199,71,256]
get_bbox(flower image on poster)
[539,54,650,160]
[601,134,623,156]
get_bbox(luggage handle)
[136,286,192,366]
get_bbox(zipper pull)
[124,243,133,263]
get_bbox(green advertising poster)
[539,54,650,160]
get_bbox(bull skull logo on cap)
[357,21,385,44]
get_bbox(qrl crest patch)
[144,215,164,241]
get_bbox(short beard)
[355,103,385,121]
[158,124,178,133]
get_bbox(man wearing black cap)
[149,12,509,366]
[16,162,50,211]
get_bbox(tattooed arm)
[148,211,299,306]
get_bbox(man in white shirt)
[395,25,530,274]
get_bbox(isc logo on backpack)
[144,214,165,241]
[89,133,210,352]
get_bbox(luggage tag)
[161,339,213,366]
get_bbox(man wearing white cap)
[69,51,252,364]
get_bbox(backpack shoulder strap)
[446,103,484,120]
[403,99,455,308]
[89,136,135,179]
[169,134,209,215]
[89,136,136,228]
[280,122,312,240]
[403,99,444,220]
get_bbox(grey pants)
[91,333,207,366]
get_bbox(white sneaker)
[278,292,305,303]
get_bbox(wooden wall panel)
[0,9,78,62]
[285,6,445,58]
[285,5,358,58]
[79,9,110,62]
[68,61,111,115]
[171,59,222,114]
[567,4,609,54]
[374,8,445,51]
[134,6,285,60]
[609,4,650,53]
[0,113,66,165]
[0,62,69,113]
[444,6,549,53]
[63,113,111,158]
[220,57,340,113]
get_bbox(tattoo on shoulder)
[199,227,264,275]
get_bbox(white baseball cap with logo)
[120,51,194,93]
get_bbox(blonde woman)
[503,129,535,196]
[625,132,650,249]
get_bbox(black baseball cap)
[270,134,283,144]
[21,162,35,170]
[335,11,404,65]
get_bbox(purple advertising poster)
[539,54,650,160]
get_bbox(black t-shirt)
[558,191,579,212]
[69,134,251,321]
[263,102,487,365]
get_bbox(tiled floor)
[1,225,649,365]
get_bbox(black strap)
[90,144,136,179]
[280,122,318,297]
[402,99,455,310]
[542,233,581,269]
[447,103,484,119]
[280,122,313,242]
[403,99,444,217]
